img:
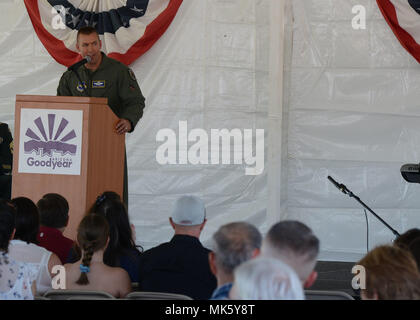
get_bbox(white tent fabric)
[288,0,420,261]
[1,0,419,262]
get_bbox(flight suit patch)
[92,80,106,88]
[77,81,87,93]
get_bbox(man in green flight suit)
[57,26,145,206]
[0,122,13,200]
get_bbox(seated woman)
[0,200,39,300]
[357,245,420,300]
[64,214,131,298]
[68,192,142,282]
[7,197,61,295]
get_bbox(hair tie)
[79,264,90,273]
[96,194,106,206]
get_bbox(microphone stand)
[328,176,400,238]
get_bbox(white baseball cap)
[171,195,206,226]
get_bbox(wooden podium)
[12,95,125,240]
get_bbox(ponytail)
[76,244,94,285]
[75,214,109,285]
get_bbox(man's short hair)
[77,26,99,41]
[262,220,319,282]
[37,193,69,229]
[212,222,262,274]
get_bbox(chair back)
[125,291,193,300]
[44,289,116,300]
[305,290,354,300]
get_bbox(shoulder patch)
[128,69,137,81]
[77,81,87,93]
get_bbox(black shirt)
[138,234,217,300]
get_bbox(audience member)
[64,214,131,298]
[394,228,420,250]
[357,245,420,300]
[209,222,261,300]
[7,197,61,295]
[36,193,74,264]
[394,228,420,272]
[261,220,319,288]
[229,257,304,300]
[0,122,13,200]
[408,238,420,271]
[138,195,217,299]
[68,192,142,282]
[0,200,39,300]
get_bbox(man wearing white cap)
[137,195,217,299]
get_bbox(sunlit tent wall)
[1,0,419,262]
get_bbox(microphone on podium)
[68,56,92,71]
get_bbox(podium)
[12,95,125,240]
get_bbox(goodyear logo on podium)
[18,109,83,175]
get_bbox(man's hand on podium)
[116,119,132,134]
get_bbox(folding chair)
[43,289,116,300]
[305,290,354,300]
[125,291,193,300]
[131,282,140,291]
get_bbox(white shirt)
[0,252,39,300]
[8,239,53,294]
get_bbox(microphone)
[327,176,347,194]
[68,56,91,71]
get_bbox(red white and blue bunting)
[377,0,420,63]
[24,0,183,66]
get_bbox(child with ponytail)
[64,214,131,298]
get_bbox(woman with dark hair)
[394,228,420,250]
[0,200,39,299]
[8,197,61,295]
[64,214,131,297]
[68,191,142,282]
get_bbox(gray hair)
[212,222,262,274]
[232,257,305,300]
